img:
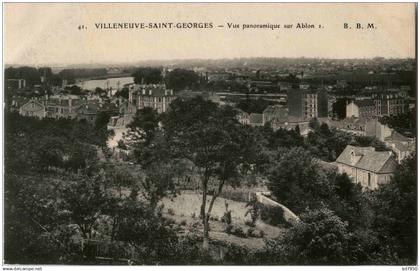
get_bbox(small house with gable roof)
[335,145,397,189]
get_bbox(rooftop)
[336,145,396,173]
[249,113,263,124]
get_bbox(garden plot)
[160,191,284,250]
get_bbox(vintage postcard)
[2,2,417,268]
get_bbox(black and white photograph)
[2,2,417,267]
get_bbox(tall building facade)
[287,88,328,120]
[129,84,176,113]
[346,90,408,118]
[45,94,83,119]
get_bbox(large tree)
[267,147,333,214]
[58,172,113,240]
[165,68,200,91]
[161,97,256,249]
[132,67,162,84]
[372,154,417,264]
[267,208,351,264]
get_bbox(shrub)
[210,216,219,221]
[117,139,128,150]
[245,196,261,227]
[221,201,232,225]
[224,224,233,234]
[246,228,256,237]
[232,226,247,238]
[180,219,187,226]
[259,230,265,238]
[223,243,251,264]
[244,220,255,227]
[260,204,289,227]
[224,225,247,238]
[246,228,262,238]
[221,211,232,225]
[164,217,176,226]
[191,221,200,228]
[167,208,175,216]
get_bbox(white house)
[335,145,397,189]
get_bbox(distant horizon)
[5,56,416,69]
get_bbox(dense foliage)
[165,68,201,91]
[4,96,417,265]
[132,67,163,85]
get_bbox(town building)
[365,118,393,141]
[76,103,99,124]
[383,131,416,163]
[346,89,408,119]
[107,114,134,152]
[346,100,376,119]
[97,102,119,116]
[329,117,368,136]
[6,79,26,90]
[45,94,83,119]
[129,84,176,113]
[249,113,264,127]
[11,96,30,112]
[19,99,46,119]
[371,90,408,116]
[335,145,397,189]
[287,88,328,121]
[263,105,288,124]
[119,100,137,116]
[235,108,250,125]
[330,118,415,163]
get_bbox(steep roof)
[133,84,174,97]
[354,100,375,107]
[22,99,44,107]
[336,145,396,173]
[263,105,287,115]
[99,102,119,112]
[384,130,413,143]
[234,108,249,116]
[77,102,98,115]
[249,113,263,124]
[392,142,415,152]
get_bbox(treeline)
[4,112,110,176]
[58,68,108,82]
[132,67,300,94]
[5,66,108,87]
[132,67,204,92]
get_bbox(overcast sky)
[4,3,416,66]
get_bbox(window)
[368,173,371,187]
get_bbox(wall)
[337,162,393,189]
[346,102,359,118]
[254,192,299,224]
[287,89,303,119]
